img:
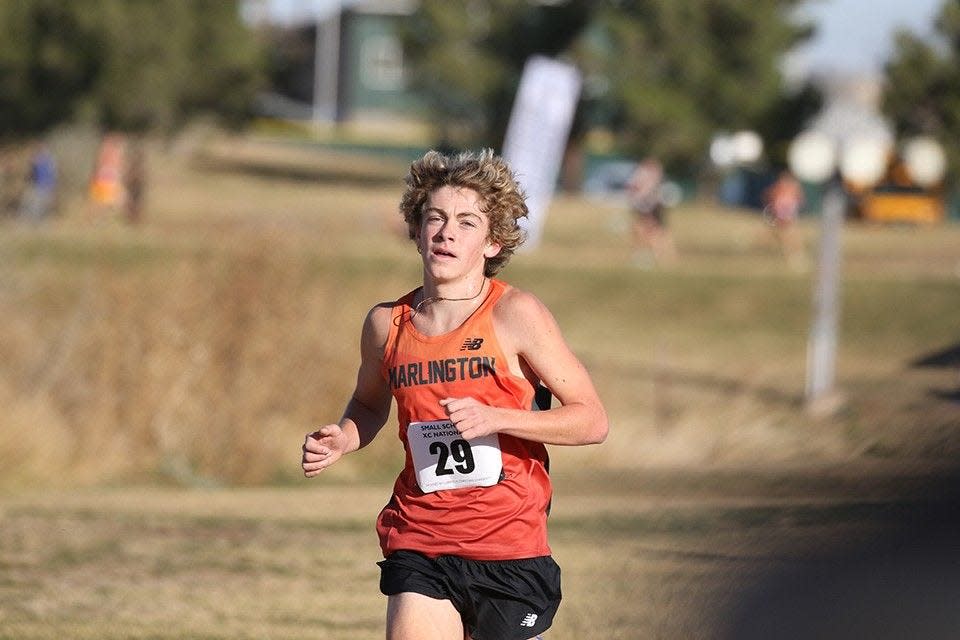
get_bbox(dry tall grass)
[1,133,958,491]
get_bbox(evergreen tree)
[402,1,811,173]
[578,0,810,172]
[883,1,959,177]
[0,0,263,138]
[401,0,593,150]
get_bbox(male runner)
[302,149,608,640]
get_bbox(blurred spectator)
[124,137,147,224]
[627,157,676,267]
[763,170,808,271]
[0,149,18,216]
[19,142,57,223]
[89,133,126,214]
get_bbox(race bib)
[407,420,503,493]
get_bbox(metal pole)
[805,184,846,411]
[313,5,341,130]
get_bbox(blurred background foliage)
[3,0,960,179]
[0,0,262,136]
[400,0,817,174]
[884,0,960,177]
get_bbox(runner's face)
[417,186,501,281]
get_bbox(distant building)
[244,0,422,127]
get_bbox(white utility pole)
[805,185,845,409]
[313,5,341,130]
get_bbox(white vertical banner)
[502,56,581,250]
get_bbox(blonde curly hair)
[399,149,528,277]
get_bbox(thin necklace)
[411,278,488,320]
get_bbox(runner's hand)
[440,397,503,440]
[302,425,347,477]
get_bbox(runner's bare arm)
[441,289,607,446]
[303,304,393,477]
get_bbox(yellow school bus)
[851,159,946,224]
[857,184,945,224]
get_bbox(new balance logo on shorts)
[520,612,538,627]
[460,337,484,351]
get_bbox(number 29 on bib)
[407,420,503,493]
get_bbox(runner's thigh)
[387,592,463,640]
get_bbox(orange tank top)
[376,278,552,560]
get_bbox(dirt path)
[1,466,957,638]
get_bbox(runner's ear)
[483,240,502,259]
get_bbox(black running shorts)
[378,549,562,640]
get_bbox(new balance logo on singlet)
[520,612,538,627]
[460,337,484,351]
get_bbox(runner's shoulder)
[362,301,396,349]
[494,284,552,329]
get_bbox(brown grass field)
[1,133,959,638]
